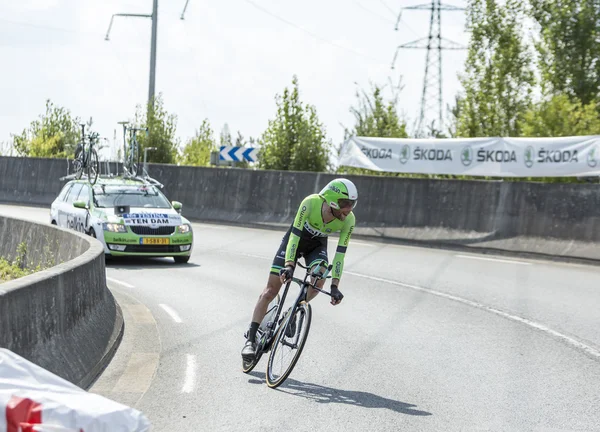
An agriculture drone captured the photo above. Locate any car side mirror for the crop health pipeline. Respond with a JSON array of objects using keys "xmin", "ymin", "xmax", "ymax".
[
  {"xmin": 172, "ymin": 201, "xmax": 182, "ymax": 211},
  {"xmin": 73, "ymin": 200, "xmax": 88, "ymax": 209}
]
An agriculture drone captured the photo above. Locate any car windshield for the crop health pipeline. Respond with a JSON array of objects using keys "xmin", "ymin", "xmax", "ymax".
[{"xmin": 92, "ymin": 185, "xmax": 171, "ymax": 209}]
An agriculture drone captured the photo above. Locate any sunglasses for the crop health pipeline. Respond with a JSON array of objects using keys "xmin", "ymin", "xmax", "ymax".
[{"xmin": 338, "ymin": 199, "xmax": 357, "ymax": 209}]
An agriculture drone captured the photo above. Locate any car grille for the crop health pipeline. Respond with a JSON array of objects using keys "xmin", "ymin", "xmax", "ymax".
[
  {"xmin": 129, "ymin": 226, "xmax": 176, "ymax": 235},
  {"xmin": 124, "ymin": 245, "xmax": 185, "ymax": 253}
]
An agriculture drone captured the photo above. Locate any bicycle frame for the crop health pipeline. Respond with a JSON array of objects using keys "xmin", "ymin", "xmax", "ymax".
[{"xmin": 257, "ymin": 260, "xmax": 333, "ymax": 352}]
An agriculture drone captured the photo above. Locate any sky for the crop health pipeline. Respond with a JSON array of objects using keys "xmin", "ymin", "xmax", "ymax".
[{"xmin": 0, "ymin": 0, "xmax": 468, "ymax": 160}]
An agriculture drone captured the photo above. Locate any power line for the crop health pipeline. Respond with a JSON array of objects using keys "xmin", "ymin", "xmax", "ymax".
[
  {"xmin": 243, "ymin": 0, "xmax": 385, "ymax": 63},
  {"xmin": 0, "ymin": 18, "xmax": 101, "ymax": 37},
  {"xmin": 353, "ymin": 1, "xmax": 396, "ymax": 25},
  {"xmin": 379, "ymin": 0, "xmax": 397, "ymax": 17}
]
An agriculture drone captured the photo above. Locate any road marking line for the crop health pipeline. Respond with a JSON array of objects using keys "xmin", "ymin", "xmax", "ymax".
[
  {"xmin": 107, "ymin": 277, "xmax": 135, "ymax": 288},
  {"xmin": 112, "ymin": 353, "xmax": 159, "ymax": 393},
  {"xmin": 195, "ymin": 224, "xmax": 227, "ymax": 230},
  {"xmin": 349, "ymin": 240, "xmax": 374, "ymax": 247},
  {"xmin": 235, "ymin": 252, "xmax": 270, "ymax": 260},
  {"xmin": 182, "ymin": 354, "xmax": 197, "ymax": 393},
  {"xmin": 456, "ymin": 254, "xmax": 531, "ymax": 266},
  {"xmin": 159, "ymin": 304, "xmax": 183, "ymax": 323},
  {"xmin": 126, "ymin": 304, "xmax": 156, "ymax": 325},
  {"xmin": 345, "ymin": 271, "xmax": 600, "ymax": 360}
]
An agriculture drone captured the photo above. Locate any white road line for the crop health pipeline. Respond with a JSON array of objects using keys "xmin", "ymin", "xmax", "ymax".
[
  {"xmin": 159, "ymin": 304, "xmax": 183, "ymax": 323},
  {"xmin": 456, "ymin": 254, "xmax": 531, "ymax": 266},
  {"xmin": 106, "ymin": 277, "xmax": 135, "ymax": 288},
  {"xmin": 236, "ymin": 252, "xmax": 270, "ymax": 260},
  {"xmin": 345, "ymin": 271, "xmax": 600, "ymax": 360},
  {"xmin": 350, "ymin": 240, "xmax": 374, "ymax": 247},
  {"xmin": 182, "ymin": 354, "xmax": 197, "ymax": 393},
  {"xmin": 195, "ymin": 224, "xmax": 227, "ymax": 230}
]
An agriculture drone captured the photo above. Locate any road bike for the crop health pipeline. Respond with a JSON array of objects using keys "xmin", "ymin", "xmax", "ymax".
[
  {"xmin": 118, "ymin": 121, "xmax": 148, "ymax": 178},
  {"xmin": 73, "ymin": 124, "xmax": 100, "ymax": 185},
  {"xmin": 242, "ymin": 259, "xmax": 335, "ymax": 388}
]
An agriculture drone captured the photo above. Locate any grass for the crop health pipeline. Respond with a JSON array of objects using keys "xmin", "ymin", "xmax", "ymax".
[
  {"xmin": 0, "ymin": 257, "xmax": 32, "ymax": 282},
  {"xmin": 0, "ymin": 241, "xmax": 57, "ymax": 283}
]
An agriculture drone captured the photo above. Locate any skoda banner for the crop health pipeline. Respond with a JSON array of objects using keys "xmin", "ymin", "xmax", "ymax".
[{"xmin": 338, "ymin": 135, "xmax": 600, "ymax": 177}]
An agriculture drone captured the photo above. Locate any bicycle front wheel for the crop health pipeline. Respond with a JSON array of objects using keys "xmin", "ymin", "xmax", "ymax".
[
  {"xmin": 266, "ymin": 301, "xmax": 312, "ymax": 388},
  {"xmin": 87, "ymin": 148, "xmax": 99, "ymax": 185}
]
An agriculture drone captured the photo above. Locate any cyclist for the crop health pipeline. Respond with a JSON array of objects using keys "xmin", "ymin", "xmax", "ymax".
[{"xmin": 241, "ymin": 178, "xmax": 358, "ymax": 360}]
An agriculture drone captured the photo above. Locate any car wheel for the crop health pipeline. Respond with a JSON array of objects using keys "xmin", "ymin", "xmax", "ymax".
[
  {"xmin": 174, "ymin": 255, "xmax": 190, "ymax": 264},
  {"xmin": 89, "ymin": 229, "xmax": 96, "ymax": 238},
  {"xmin": 51, "ymin": 220, "xmax": 57, "ymax": 225}
]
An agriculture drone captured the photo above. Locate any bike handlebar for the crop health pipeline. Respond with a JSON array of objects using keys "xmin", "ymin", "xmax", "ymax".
[{"xmin": 290, "ymin": 259, "xmax": 334, "ymax": 297}]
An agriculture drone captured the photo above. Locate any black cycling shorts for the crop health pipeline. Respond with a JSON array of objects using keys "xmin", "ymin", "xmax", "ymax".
[{"xmin": 270, "ymin": 226, "xmax": 328, "ymax": 275}]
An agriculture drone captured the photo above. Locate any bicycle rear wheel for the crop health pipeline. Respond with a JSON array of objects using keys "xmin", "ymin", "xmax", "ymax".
[
  {"xmin": 87, "ymin": 148, "xmax": 99, "ymax": 185},
  {"xmin": 242, "ymin": 295, "xmax": 280, "ymax": 374},
  {"xmin": 266, "ymin": 301, "xmax": 312, "ymax": 388},
  {"xmin": 73, "ymin": 148, "xmax": 84, "ymax": 179}
]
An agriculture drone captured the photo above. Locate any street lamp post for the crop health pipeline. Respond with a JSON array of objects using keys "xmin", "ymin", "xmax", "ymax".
[{"xmin": 105, "ymin": 0, "xmax": 159, "ymax": 108}]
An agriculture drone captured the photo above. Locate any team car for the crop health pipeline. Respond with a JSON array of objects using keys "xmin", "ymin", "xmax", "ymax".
[{"xmin": 50, "ymin": 177, "xmax": 193, "ymax": 263}]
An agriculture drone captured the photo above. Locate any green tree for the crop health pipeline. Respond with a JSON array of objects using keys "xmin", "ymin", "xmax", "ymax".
[
  {"xmin": 338, "ymin": 83, "xmax": 411, "ymax": 176},
  {"xmin": 258, "ymin": 76, "xmax": 331, "ymax": 172},
  {"xmin": 522, "ymin": 94, "xmax": 600, "ymax": 137},
  {"xmin": 345, "ymin": 84, "xmax": 408, "ymax": 139},
  {"xmin": 180, "ymin": 119, "xmax": 217, "ymax": 166},
  {"xmin": 12, "ymin": 99, "xmax": 80, "ymax": 158},
  {"xmin": 134, "ymin": 94, "xmax": 179, "ymax": 164},
  {"xmin": 530, "ymin": 0, "xmax": 600, "ymax": 105},
  {"xmin": 455, "ymin": 0, "xmax": 535, "ymax": 137}
]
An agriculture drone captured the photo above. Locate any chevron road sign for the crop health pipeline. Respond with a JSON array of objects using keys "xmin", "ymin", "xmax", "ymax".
[{"xmin": 219, "ymin": 146, "xmax": 259, "ymax": 162}]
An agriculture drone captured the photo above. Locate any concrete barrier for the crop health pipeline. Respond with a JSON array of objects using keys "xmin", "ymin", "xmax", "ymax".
[
  {"xmin": 0, "ymin": 215, "xmax": 123, "ymax": 389},
  {"xmin": 149, "ymin": 163, "xmax": 600, "ymax": 262},
  {"xmin": 1, "ymin": 155, "xmax": 600, "ymax": 262}
]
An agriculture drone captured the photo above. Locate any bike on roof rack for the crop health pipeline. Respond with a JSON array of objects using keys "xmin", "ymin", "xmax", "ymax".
[
  {"xmin": 71, "ymin": 124, "xmax": 102, "ymax": 185},
  {"xmin": 118, "ymin": 121, "xmax": 148, "ymax": 178}
]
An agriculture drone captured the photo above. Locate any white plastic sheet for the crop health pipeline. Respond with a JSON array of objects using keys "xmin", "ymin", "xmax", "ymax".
[{"xmin": 0, "ymin": 349, "xmax": 151, "ymax": 432}]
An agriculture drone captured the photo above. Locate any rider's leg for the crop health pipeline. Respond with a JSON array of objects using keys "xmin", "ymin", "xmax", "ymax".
[
  {"xmin": 245, "ymin": 228, "xmax": 291, "ymax": 348},
  {"xmin": 245, "ymin": 274, "xmax": 282, "ymax": 349},
  {"xmin": 306, "ymin": 269, "xmax": 326, "ymax": 302},
  {"xmin": 304, "ymin": 243, "xmax": 329, "ymax": 303},
  {"xmin": 251, "ymin": 273, "xmax": 283, "ymax": 326}
]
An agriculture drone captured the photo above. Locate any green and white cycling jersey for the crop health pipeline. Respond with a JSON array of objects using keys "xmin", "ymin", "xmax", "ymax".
[{"xmin": 286, "ymin": 194, "xmax": 355, "ymax": 280}]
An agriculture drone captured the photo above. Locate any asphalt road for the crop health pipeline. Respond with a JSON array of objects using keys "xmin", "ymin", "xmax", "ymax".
[{"xmin": 2, "ymin": 204, "xmax": 600, "ymax": 432}]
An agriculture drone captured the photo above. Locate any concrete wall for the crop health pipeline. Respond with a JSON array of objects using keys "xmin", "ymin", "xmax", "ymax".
[
  {"xmin": 1, "ymin": 156, "xmax": 599, "ymax": 261},
  {"xmin": 0, "ymin": 215, "xmax": 122, "ymax": 389}
]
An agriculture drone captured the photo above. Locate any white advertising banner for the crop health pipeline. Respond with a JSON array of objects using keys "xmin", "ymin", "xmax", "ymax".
[{"xmin": 338, "ymin": 135, "xmax": 600, "ymax": 177}]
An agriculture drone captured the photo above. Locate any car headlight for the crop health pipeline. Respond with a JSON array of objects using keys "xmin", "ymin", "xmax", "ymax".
[
  {"xmin": 103, "ymin": 223, "xmax": 127, "ymax": 233},
  {"xmin": 177, "ymin": 224, "xmax": 191, "ymax": 234}
]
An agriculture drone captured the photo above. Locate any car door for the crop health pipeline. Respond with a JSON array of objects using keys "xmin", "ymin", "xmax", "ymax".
[
  {"xmin": 67, "ymin": 183, "xmax": 90, "ymax": 233},
  {"xmin": 51, "ymin": 183, "xmax": 72, "ymax": 225},
  {"xmin": 60, "ymin": 182, "xmax": 83, "ymax": 229},
  {"xmin": 72, "ymin": 183, "xmax": 91, "ymax": 234}
]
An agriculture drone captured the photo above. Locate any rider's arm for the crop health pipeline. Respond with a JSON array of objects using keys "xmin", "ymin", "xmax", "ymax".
[
  {"xmin": 284, "ymin": 196, "xmax": 312, "ymax": 266},
  {"xmin": 331, "ymin": 212, "xmax": 355, "ymax": 281}
]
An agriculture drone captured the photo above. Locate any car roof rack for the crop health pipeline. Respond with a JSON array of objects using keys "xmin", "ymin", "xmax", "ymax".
[
  {"xmin": 60, "ymin": 162, "xmax": 164, "ymax": 188},
  {"xmin": 123, "ymin": 173, "xmax": 164, "ymax": 189}
]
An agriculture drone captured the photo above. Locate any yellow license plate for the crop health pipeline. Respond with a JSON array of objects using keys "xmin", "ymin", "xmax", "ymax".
[{"xmin": 141, "ymin": 238, "xmax": 170, "ymax": 245}]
